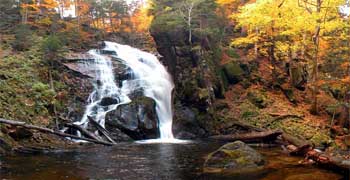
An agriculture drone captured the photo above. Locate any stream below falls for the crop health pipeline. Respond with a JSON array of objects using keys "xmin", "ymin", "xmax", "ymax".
[{"xmin": 0, "ymin": 141, "xmax": 345, "ymax": 180}]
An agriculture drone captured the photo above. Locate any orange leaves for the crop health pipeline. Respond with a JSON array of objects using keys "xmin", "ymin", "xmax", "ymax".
[
  {"xmin": 341, "ymin": 76, "xmax": 350, "ymax": 84},
  {"xmin": 340, "ymin": 62, "xmax": 350, "ymax": 70},
  {"xmin": 130, "ymin": 8, "xmax": 154, "ymax": 33}
]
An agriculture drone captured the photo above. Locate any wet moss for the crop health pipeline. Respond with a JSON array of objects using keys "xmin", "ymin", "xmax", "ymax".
[
  {"xmin": 222, "ymin": 62, "xmax": 244, "ymax": 84},
  {"xmin": 239, "ymin": 101, "xmax": 273, "ymax": 128},
  {"xmin": 271, "ymin": 119, "xmax": 332, "ymax": 147}
]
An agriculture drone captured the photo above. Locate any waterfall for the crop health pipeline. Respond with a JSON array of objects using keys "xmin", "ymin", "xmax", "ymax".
[{"xmin": 75, "ymin": 41, "xmax": 175, "ymax": 141}]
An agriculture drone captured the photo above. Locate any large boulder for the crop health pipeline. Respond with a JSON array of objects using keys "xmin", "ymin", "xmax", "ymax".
[
  {"xmin": 106, "ymin": 96, "xmax": 159, "ymax": 140},
  {"xmin": 222, "ymin": 61, "xmax": 244, "ymax": 84},
  {"xmin": 204, "ymin": 141, "xmax": 265, "ymax": 173},
  {"xmin": 172, "ymin": 105, "xmax": 206, "ymax": 139}
]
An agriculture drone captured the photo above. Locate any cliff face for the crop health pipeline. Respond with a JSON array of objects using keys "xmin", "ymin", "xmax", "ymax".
[{"xmin": 150, "ymin": 23, "xmax": 226, "ymax": 138}]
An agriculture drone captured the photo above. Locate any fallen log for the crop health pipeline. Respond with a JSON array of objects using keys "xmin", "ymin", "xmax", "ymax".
[
  {"xmin": 0, "ymin": 118, "xmax": 113, "ymax": 146},
  {"xmin": 64, "ymin": 123, "xmax": 101, "ymax": 142},
  {"xmin": 210, "ymin": 130, "xmax": 283, "ymax": 143},
  {"xmin": 87, "ymin": 116, "xmax": 116, "ymax": 144},
  {"xmin": 305, "ymin": 149, "xmax": 350, "ymax": 174},
  {"xmin": 281, "ymin": 132, "xmax": 349, "ymax": 176},
  {"xmin": 282, "ymin": 133, "xmax": 312, "ymax": 155}
]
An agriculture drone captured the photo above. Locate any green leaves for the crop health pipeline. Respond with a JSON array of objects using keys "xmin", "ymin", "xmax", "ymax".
[{"xmin": 42, "ymin": 35, "xmax": 63, "ymax": 54}]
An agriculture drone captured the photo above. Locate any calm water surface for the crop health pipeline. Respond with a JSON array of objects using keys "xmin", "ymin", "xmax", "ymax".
[{"xmin": 0, "ymin": 141, "xmax": 345, "ymax": 180}]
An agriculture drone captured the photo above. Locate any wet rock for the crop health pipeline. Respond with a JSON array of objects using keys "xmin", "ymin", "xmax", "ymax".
[
  {"xmin": 204, "ymin": 141, "xmax": 265, "ymax": 173},
  {"xmin": 173, "ymin": 106, "xmax": 206, "ymax": 139},
  {"xmin": 63, "ymin": 52, "xmax": 95, "ymax": 62},
  {"xmin": 61, "ymin": 62, "xmax": 95, "ymax": 78},
  {"xmin": 106, "ymin": 96, "xmax": 159, "ymax": 140},
  {"xmin": 100, "ymin": 97, "xmax": 119, "ymax": 106},
  {"xmin": 8, "ymin": 127, "xmax": 33, "ymax": 140},
  {"xmin": 175, "ymin": 131, "xmax": 197, "ymax": 139},
  {"xmin": 100, "ymin": 50, "xmax": 117, "ymax": 55},
  {"xmin": 104, "ymin": 124, "xmax": 133, "ymax": 142},
  {"xmin": 222, "ymin": 61, "xmax": 244, "ymax": 84}
]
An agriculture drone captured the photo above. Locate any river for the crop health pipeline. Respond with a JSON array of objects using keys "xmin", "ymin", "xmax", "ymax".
[{"xmin": 0, "ymin": 141, "xmax": 344, "ymax": 180}]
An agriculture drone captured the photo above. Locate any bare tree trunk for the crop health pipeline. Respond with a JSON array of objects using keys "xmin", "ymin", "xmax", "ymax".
[
  {"xmin": 254, "ymin": 27, "xmax": 259, "ymax": 59},
  {"xmin": 0, "ymin": 118, "xmax": 114, "ymax": 146},
  {"xmin": 22, "ymin": 0, "xmax": 29, "ymax": 24},
  {"xmin": 75, "ymin": 0, "xmax": 80, "ymax": 32},
  {"xmin": 188, "ymin": 3, "xmax": 193, "ymax": 45},
  {"xmin": 269, "ymin": 23, "xmax": 277, "ymax": 82},
  {"xmin": 109, "ymin": 15, "xmax": 114, "ymax": 33},
  {"xmin": 301, "ymin": 33, "xmax": 306, "ymax": 59},
  {"xmin": 310, "ymin": 0, "xmax": 322, "ymax": 114}
]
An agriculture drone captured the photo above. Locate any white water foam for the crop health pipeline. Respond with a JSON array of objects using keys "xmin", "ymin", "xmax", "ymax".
[{"xmin": 76, "ymin": 41, "xmax": 183, "ymax": 143}]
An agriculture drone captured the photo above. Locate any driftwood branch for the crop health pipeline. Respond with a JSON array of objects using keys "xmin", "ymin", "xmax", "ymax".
[
  {"xmin": 64, "ymin": 123, "xmax": 101, "ymax": 142},
  {"xmin": 210, "ymin": 130, "xmax": 283, "ymax": 143},
  {"xmin": 305, "ymin": 149, "xmax": 350, "ymax": 173},
  {"xmin": 87, "ymin": 116, "xmax": 116, "ymax": 144},
  {"xmin": 282, "ymin": 133, "xmax": 312, "ymax": 155},
  {"xmin": 282, "ymin": 132, "xmax": 349, "ymax": 174},
  {"xmin": 0, "ymin": 118, "xmax": 113, "ymax": 146}
]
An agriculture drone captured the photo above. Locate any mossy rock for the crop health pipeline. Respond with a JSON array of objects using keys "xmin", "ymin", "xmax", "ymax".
[
  {"xmin": 204, "ymin": 141, "xmax": 265, "ymax": 174},
  {"xmin": 247, "ymin": 90, "xmax": 269, "ymax": 108},
  {"xmin": 222, "ymin": 61, "xmax": 244, "ymax": 84}
]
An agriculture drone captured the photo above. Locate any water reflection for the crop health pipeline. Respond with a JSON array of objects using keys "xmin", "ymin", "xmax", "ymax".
[{"xmin": 0, "ymin": 142, "xmax": 344, "ymax": 180}]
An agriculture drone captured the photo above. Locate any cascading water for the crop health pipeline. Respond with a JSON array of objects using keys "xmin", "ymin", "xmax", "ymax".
[{"xmin": 75, "ymin": 41, "xmax": 177, "ymax": 141}]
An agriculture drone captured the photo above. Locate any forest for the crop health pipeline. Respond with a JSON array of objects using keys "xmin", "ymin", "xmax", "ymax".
[{"xmin": 0, "ymin": 0, "xmax": 349, "ymax": 179}]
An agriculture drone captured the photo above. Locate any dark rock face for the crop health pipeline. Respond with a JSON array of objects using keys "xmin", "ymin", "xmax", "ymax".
[
  {"xmin": 57, "ymin": 58, "xmax": 94, "ymax": 124},
  {"xmin": 204, "ymin": 141, "xmax": 265, "ymax": 173},
  {"xmin": 104, "ymin": 125, "xmax": 133, "ymax": 142},
  {"xmin": 150, "ymin": 21, "xmax": 225, "ymax": 137},
  {"xmin": 8, "ymin": 127, "xmax": 33, "ymax": 141},
  {"xmin": 99, "ymin": 97, "xmax": 119, "ymax": 106},
  {"xmin": 173, "ymin": 106, "xmax": 206, "ymax": 139},
  {"xmin": 106, "ymin": 96, "xmax": 159, "ymax": 140}
]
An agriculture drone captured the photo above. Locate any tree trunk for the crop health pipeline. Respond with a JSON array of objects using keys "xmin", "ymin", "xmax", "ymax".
[
  {"xmin": 210, "ymin": 130, "xmax": 282, "ymax": 143},
  {"xmin": 310, "ymin": 0, "xmax": 322, "ymax": 114},
  {"xmin": 75, "ymin": 0, "xmax": 80, "ymax": 32},
  {"xmin": 254, "ymin": 27, "xmax": 259, "ymax": 59},
  {"xmin": 0, "ymin": 118, "xmax": 114, "ymax": 146},
  {"xmin": 87, "ymin": 116, "xmax": 116, "ymax": 144},
  {"xmin": 188, "ymin": 6, "xmax": 192, "ymax": 45}
]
